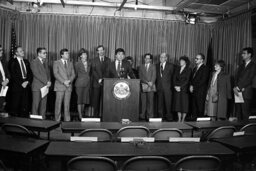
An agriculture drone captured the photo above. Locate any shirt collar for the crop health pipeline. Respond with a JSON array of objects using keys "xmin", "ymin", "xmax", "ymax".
[
  {"xmin": 245, "ymin": 60, "xmax": 251, "ymax": 67},
  {"xmin": 61, "ymin": 58, "xmax": 67, "ymax": 64},
  {"xmin": 197, "ymin": 63, "xmax": 203, "ymax": 69}
]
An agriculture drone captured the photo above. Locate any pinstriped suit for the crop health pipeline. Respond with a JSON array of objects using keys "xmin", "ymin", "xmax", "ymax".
[
  {"xmin": 53, "ymin": 59, "xmax": 75, "ymax": 121},
  {"xmin": 139, "ymin": 63, "xmax": 156, "ymax": 119},
  {"xmin": 31, "ymin": 57, "xmax": 51, "ymax": 118}
]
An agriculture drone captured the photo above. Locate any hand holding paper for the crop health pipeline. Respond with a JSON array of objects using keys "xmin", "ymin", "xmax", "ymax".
[{"xmin": 40, "ymin": 85, "xmax": 49, "ymax": 98}]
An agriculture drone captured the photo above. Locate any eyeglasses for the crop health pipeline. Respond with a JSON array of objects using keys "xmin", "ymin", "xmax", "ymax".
[
  {"xmin": 195, "ymin": 58, "xmax": 201, "ymax": 60},
  {"xmin": 42, "ymin": 52, "xmax": 47, "ymax": 54}
]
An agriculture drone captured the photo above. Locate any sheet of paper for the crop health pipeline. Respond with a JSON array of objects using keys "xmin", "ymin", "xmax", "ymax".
[
  {"xmin": 40, "ymin": 85, "xmax": 49, "ymax": 98},
  {"xmin": 0, "ymin": 86, "xmax": 8, "ymax": 97},
  {"xmin": 234, "ymin": 92, "xmax": 244, "ymax": 103}
]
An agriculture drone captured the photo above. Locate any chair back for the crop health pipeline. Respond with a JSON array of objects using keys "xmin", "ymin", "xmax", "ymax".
[
  {"xmin": 1, "ymin": 123, "xmax": 37, "ymax": 138},
  {"xmin": 67, "ymin": 156, "xmax": 117, "ymax": 171},
  {"xmin": 122, "ymin": 156, "xmax": 171, "ymax": 171},
  {"xmin": 116, "ymin": 126, "xmax": 150, "ymax": 138},
  {"xmin": 206, "ymin": 126, "xmax": 236, "ymax": 141},
  {"xmin": 240, "ymin": 123, "xmax": 256, "ymax": 135},
  {"xmin": 0, "ymin": 160, "xmax": 7, "ymax": 171},
  {"xmin": 151, "ymin": 128, "xmax": 183, "ymax": 141},
  {"xmin": 78, "ymin": 129, "xmax": 113, "ymax": 142},
  {"xmin": 174, "ymin": 155, "xmax": 221, "ymax": 171}
]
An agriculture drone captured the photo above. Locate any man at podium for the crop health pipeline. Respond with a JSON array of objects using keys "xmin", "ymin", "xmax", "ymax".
[{"xmin": 108, "ymin": 48, "xmax": 135, "ymax": 79}]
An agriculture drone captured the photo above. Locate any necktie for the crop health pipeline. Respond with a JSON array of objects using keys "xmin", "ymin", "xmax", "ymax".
[
  {"xmin": 0, "ymin": 61, "xmax": 6, "ymax": 81},
  {"xmin": 64, "ymin": 60, "xmax": 67, "ymax": 69},
  {"xmin": 21, "ymin": 59, "xmax": 27, "ymax": 78},
  {"xmin": 42, "ymin": 59, "xmax": 46, "ymax": 69},
  {"xmin": 146, "ymin": 64, "xmax": 149, "ymax": 72},
  {"xmin": 193, "ymin": 66, "xmax": 198, "ymax": 78},
  {"xmin": 160, "ymin": 64, "xmax": 163, "ymax": 77},
  {"xmin": 100, "ymin": 57, "xmax": 103, "ymax": 62},
  {"xmin": 117, "ymin": 61, "xmax": 121, "ymax": 73}
]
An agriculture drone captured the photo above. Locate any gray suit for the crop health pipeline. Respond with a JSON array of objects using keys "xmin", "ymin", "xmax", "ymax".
[
  {"xmin": 31, "ymin": 57, "xmax": 50, "ymax": 118},
  {"xmin": 53, "ymin": 59, "xmax": 75, "ymax": 121},
  {"xmin": 139, "ymin": 63, "xmax": 156, "ymax": 119}
]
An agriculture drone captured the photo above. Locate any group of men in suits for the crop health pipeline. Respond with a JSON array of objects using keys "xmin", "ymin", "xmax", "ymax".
[{"xmin": 0, "ymin": 44, "xmax": 255, "ymax": 121}]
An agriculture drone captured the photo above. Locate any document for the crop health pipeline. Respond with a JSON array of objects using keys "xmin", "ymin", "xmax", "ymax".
[
  {"xmin": 0, "ymin": 86, "xmax": 8, "ymax": 97},
  {"xmin": 234, "ymin": 92, "xmax": 244, "ymax": 103},
  {"xmin": 40, "ymin": 85, "xmax": 49, "ymax": 98}
]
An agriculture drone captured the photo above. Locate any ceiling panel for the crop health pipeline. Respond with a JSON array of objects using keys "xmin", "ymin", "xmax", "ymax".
[{"xmin": 196, "ymin": 0, "xmax": 229, "ymax": 5}]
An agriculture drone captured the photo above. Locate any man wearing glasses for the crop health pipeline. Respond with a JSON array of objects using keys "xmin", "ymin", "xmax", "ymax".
[
  {"xmin": 189, "ymin": 53, "xmax": 209, "ymax": 120},
  {"xmin": 31, "ymin": 47, "xmax": 51, "ymax": 119}
]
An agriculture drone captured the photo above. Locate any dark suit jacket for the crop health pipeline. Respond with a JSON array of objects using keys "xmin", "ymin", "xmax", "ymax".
[
  {"xmin": 0, "ymin": 59, "xmax": 10, "ymax": 90},
  {"xmin": 75, "ymin": 60, "xmax": 91, "ymax": 88},
  {"xmin": 9, "ymin": 58, "xmax": 33, "ymax": 92},
  {"xmin": 108, "ymin": 60, "xmax": 135, "ymax": 79},
  {"xmin": 173, "ymin": 66, "xmax": 191, "ymax": 93},
  {"xmin": 235, "ymin": 61, "xmax": 256, "ymax": 99},
  {"xmin": 190, "ymin": 64, "xmax": 209, "ymax": 93},
  {"xmin": 156, "ymin": 62, "xmax": 174, "ymax": 91},
  {"xmin": 31, "ymin": 57, "xmax": 51, "ymax": 91},
  {"xmin": 91, "ymin": 56, "xmax": 111, "ymax": 88}
]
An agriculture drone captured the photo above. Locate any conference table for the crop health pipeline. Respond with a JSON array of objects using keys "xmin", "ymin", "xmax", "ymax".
[
  {"xmin": 61, "ymin": 121, "xmax": 193, "ymax": 136},
  {"xmin": 45, "ymin": 141, "xmax": 235, "ymax": 170},
  {"xmin": 213, "ymin": 135, "xmax": 256, "ymax": 153},
  {"xmin": 0, "ymin": 134, "xmax": 49, "ymax": 171},
  {"xmin": 213, "ymin": 135, "xmax": 256, "ymax": 168},
  {"xmin": 186, "ymin": 120, "xmax": 256, "ymax": 136},
  {"xmin": 0, "ymin": 116, "xmax": 60, "ymax": 139}
]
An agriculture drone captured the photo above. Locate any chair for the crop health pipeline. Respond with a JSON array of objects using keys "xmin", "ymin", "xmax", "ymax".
[
  {"xmin": 78, "ymin": 129, "xmax": 113, "ymax": 142},
  {"xmin": 174, "ymin": 155, "xmax": 221, "ymax": 171},
  {"xmin": 151, "ymin": 128, "xmax": 183, "ymax": 141},
  {"xmin": 240, "ymin": 123, "xmax": 256, "ymax": 135},
  {"xmin": 1, "ymin": 123, "xmax": 37, "ymax": 138},
  {"xmin": 0, "ymin": 160, "xmax": 7, "ymax": 171},
  {"xmin": 67, "ymin": 156, "xmax": 117, "ymax": 171},
  {"xmin": 205, "ymin": 126, "xmax": 236, "ymax": 141},
  {"xmin": 116, "ymin": 126, "xmax": 150, "ymax": 138},
  {"xmin": 122, "ymin": 156, "xmax": 171, "ymax": 171}
]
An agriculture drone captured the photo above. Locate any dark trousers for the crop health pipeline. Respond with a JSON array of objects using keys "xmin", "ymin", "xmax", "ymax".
[
  {"xmin": 0, "ymin": 97, "xmax": 5, "ymax": 112},
  {"xmin": 9, "ymin": 89, "xmax": 30, "ymax": 117},
  {"xmin": 235, "ymin": 98, "xmax": 251, "ymax": 120},
  {"xmin": 157, "ymin": 89, "xmax": 173, "ymax": 120},
  {"xmin": 91, "ymin": 86, "xmax": 103, "ymax": 117},
  {"xmin": 191, "ymin": 91, "xmax": 207, "ymax": 119}
]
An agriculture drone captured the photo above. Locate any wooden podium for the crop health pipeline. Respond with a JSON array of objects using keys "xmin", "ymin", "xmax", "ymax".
[{"xmin": 102, "ymin": 78, "xmax": 140, "ymax": 122}]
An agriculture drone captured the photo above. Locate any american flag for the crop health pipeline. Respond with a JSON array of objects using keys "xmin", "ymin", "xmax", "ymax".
[{"xmin": 10, "ymin": 22, "xmax": 16, "ymax": 59}]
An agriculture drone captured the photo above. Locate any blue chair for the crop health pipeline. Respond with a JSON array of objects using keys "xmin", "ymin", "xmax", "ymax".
[
  {"xmin": 67, "ymin": 156, "xmax": 117, "ymax": 171},
  {"xmin": 174, "ymin": 155, "xmax": 221, "ymax": 171},
  {"xmin": 79, "ymin": 128, "xmax": 113, "ymax": 142},
  {"xmin": 205, "ymin": 126, "xmax": 236, "ymax": 141},
  {"xmin": 1, "ymin": 123, "xmax": 37, "ymax": 138},
  {"xmin": 240, "ymin": 123, "xmax": 256, "ymax": 135},
  {"xmin": 116, "ymin": 126, "xmax": 150, "ymax": 138},
  {"xmin": 151, "ymin": 128, "xmax": 183, "ymax": 141},
  {"xmin": 122, "ymin": 156, "xmax": 171, "ymax": 171}
]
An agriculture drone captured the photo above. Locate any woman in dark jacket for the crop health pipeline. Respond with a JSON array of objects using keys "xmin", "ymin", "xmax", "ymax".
[
  {"xmin": 173, "ymin": 56, "xmax": 192, "ymax": 122},
  {"xmin": 75, "ymin": 48, "xmax": 91, "ymax": 120}
]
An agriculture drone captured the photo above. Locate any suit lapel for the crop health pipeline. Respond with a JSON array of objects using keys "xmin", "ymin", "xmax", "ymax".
[{"xmin": 37, "ymin": 58, "xmax": 45, "ymax": 73}]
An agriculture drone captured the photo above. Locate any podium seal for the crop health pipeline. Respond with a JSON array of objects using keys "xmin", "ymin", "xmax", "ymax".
[{"xmin": 113, "ymin": 80, "xmax": 131, "ymax": 100}]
